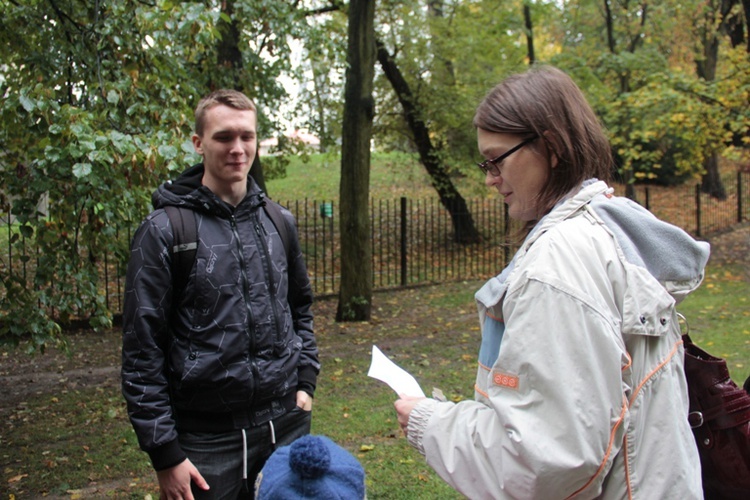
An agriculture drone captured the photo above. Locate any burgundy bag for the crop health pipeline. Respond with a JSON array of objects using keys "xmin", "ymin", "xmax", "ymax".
[{"xmin": 682, "ymin": 333, "xmax": 750, "ymax": 499}]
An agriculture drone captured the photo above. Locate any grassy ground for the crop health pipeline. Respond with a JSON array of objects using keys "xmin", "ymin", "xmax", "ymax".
[
  {"xmin": 1, "ymin": 153, "xmax": 748, "ymax": 497},
  {"xmin": 0, "ymin": 281, "xmax": 482, "ymax": 499},
  {"xmin": 264, "ymin": 151, "xmax": 489, "ymax": 203},
  {"xmin": 1, "ymin": 256, "xmax": 748, "ymax": 498},
  {"xmin": 678, "ymin": 218, "xmax": 750, "ymax": 378}
]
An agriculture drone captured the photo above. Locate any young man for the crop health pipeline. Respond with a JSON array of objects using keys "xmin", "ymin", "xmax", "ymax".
[{"xmin": 122, "ymin": 89, "xmax": 319, "ymax": 499}]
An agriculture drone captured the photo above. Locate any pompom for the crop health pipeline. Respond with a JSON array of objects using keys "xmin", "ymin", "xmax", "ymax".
[{"xmin": 288, "ymin": 435, "xmax": 331, "ymax": 479}]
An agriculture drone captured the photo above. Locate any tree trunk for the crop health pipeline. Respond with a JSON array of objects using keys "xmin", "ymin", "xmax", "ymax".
[
  {"xmin": 336, "ymin": 0, "xmax": 375, "ymax": 322},
  {"xmin": 375, "ymin": 39, "xmax": 480, "ymax": 244},
  {"xmin": 214, "ymin": 0, "xmax": 268, "ymax": 192},
  {"xmin": 427, "ymin": 1, "xmax": 456, "ymax": 84},
  {"xmin": 523, "ymin": 3, "xmax": 535, "ymax": 65},
  {"xmin": 603, "ymin": 0, "xmax": 616, "ymax": 53},
  {"xmin": 697, "ymin": 33, "xmax": 725, "ymax": 198},
  {"xmin": 701, "ymin": 151, "xmax": 728, "ymax": 199},
  {"xmin": 696, "ymin": 0, "xmax": 735, "ymax": 199},
  {"xmin": 602, "ymin": 0, "xmax": 649, "ymax": 199},
  {"xmin": 624, "ymin": 169, "xmax": 636, "ymax": 200},
  {"xmin": 728, "ymin": 0, "xmax": 750, "ymax": 148},
  {"xmin": 309, "ymin": 60, "xmax": 330, "ymax": 153},
  {"xmin": 216, "ymin": 1, "xmax": 242, "ymax": 83}
]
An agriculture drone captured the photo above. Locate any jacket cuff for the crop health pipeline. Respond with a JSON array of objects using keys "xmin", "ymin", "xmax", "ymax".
[
  {"xmin": 297, "ymin": 365, "xmax": 317, "ymax": 397},
  {"xmin": 407, "ymin": 398, "xmax": 440, "ymax": 455},
  {"xmin": 148, "ymin": 439, "xmax": 187, "ymax": 472}
]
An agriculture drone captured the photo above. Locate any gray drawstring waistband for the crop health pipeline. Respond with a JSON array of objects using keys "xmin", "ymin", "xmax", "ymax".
[
  {"xmin": 269, "ymin": 419, "xmax": 276, "ymax": 448},
  {"xmin": 241, "ymin": 419, "xmax": 277, "ymax": 483},
  {"xmin": 241, "ymin": 428, "xmax": 248, "ymax": 481}
]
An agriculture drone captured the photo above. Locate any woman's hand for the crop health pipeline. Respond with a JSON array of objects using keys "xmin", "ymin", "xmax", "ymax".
[{"xmin": 394, "ymin": 394, "xmax": 426, "ymax": 436}]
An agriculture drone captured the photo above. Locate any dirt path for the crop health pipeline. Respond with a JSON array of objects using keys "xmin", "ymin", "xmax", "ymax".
[
  {"xmin": 1, "ymin": 224, "xmax": 748, "ymax": 413},
  {"xmin": 703, "ymin": 222, "xmax": 750, "ymax": 270},
  {"xmin": 1, "ymin": 224, "xmax": 748, "ymax": 497},
  {"xmin": 0, "ymin": 326, "xmax": 122, "ymax": 416}
]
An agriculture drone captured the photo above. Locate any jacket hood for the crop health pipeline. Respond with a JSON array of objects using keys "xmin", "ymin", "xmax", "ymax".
[
  {"xmin": 562, "ymin": 180, "xmax": 710, "ymax": 301},
  {"xmin": 151, "ymin": 163, "xmax": 263, "ymax": 212},
  {"xmin": 589, "ymin": 186, "xmax": 710, "ymax": 283},
  {"xmin": 477, "ymin": 180, "xmax": 710, "ymax": 308}
]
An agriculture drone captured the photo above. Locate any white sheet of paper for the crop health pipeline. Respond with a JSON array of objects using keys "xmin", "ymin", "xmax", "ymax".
[{"xmin": 367, "ymin": 345, "xmax": 425, "ymax": 397}]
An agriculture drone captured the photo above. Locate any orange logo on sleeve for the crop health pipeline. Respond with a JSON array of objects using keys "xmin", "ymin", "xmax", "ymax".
[{"xmin": 493, "ymin": 371, "xmax": 519, "ymax": 390}]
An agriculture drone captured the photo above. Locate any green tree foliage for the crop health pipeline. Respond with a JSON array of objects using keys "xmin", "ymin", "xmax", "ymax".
[
  {"xmin": 267, "ymin": 0, "xmax": 742, "ymax": 205},
  {"xmin": 547, "ymin": 0, "xmax": 749, "ymax": 190},
  {"xmin": 371, "ymin": 0, "xmax": 531, "ymax": 176},
  {"xmin": 2, "ymin": 0, "xmax": 748, "ymax": 348},
  {"xmin": 604, "ymin": 71, "xmax": 733, "ymax": 185},
  {"xmin": 289, "ymin": 6, "xmax": 349, "ymax": 153},
  {"xmin": 0, "ymin": 0, "xmax": 312, "ymax": 349},
  {"xmin": 0, "ymin": 1, "xmax": 217, "ymax": 349}
]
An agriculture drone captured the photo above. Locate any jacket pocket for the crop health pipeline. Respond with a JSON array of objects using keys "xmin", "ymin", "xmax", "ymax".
[
  {"xmin": 169, "ymin": 336, "xmax": 251, "ymax": 410},
  {"xmin": 254, "ymin": 334, "xmax": 302, "ymax": 399}
]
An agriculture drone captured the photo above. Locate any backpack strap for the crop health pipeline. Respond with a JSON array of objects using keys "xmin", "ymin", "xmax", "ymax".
[
  {"xmin": 164, "ymin": 200, "xmax": 292, "ymax": 296},
  {"xmin": 164, "ymin": 205, "xmax": 198, "ymax": 295},
  {"xmin": 262, "ymin": 199, "xmax": 292, "ymax": 263}
]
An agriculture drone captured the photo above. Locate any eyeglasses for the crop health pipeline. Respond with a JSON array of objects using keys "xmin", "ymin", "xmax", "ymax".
[{"xmin": 476, "ymin": 136, "xmax": 537, "ymax": 176}]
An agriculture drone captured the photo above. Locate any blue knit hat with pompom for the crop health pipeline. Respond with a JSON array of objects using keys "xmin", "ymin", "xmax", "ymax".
[{"xmin": 255, "ymin": 435, "xmax": 366, "ymax": 499}]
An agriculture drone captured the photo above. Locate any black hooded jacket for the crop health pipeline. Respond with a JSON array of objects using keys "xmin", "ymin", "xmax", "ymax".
[{"xmin": 121, "ymin": 163, "xmax": 319, "ymax": 470}]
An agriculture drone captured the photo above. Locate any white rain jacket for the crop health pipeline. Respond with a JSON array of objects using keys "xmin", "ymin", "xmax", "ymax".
[{"xmin": 407, "ymin": 180, "xmax": 709, "ymax": 499}]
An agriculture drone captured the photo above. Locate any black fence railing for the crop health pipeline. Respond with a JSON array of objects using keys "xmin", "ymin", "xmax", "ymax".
[
  {"xmin": 635, "ymin": 171, "xmax": 749, "ymax": 237},
  {"xmin": 279, "ymin": 197, "xmax": 511, "ymax": 298},
  {"xmin": 1, "ymin": 172, "xmax": 748, "ymax": 322}
]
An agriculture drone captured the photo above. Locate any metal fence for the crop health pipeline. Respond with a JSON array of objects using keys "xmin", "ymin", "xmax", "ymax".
[
  {"xmin": 635, "ymin": 171, "xmax": 749, "ymax": 237},
  {"xmin": 2, "ymin": 171, "xmax": 748, "ymax": 321},
  {"xmin": 279, "ymin": 197, "xmax": 512, "ymax": 298}
]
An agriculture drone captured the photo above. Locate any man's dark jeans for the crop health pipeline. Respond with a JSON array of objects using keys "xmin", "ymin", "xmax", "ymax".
[{"xmin": 178, "ymin": 406, "xmax": 312, "ymax": 499}]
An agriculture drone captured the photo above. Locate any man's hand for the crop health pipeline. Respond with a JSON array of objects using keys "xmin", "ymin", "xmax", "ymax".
[
  {"xmin": 296, "ymin": 390, "xmax": 313, "ymax": 411},
  {"xmin": 156, "ymin": 458, "xmax": 209, "ymax": 500}
]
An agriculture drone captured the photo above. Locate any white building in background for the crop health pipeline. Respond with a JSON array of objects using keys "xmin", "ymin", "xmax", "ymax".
[{"xmin": 259, "ymin": 129, "xmax": 320, "ymax": 156}]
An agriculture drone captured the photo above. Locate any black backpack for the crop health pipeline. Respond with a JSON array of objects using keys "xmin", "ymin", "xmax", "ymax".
[{"xmin": 164, "ymin": 200, "xmax": 292, "ymax": 294}]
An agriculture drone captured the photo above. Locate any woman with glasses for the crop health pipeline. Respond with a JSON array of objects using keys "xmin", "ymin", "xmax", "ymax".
[{"xmin": 395, "ymin": 66, "xmax": 707, "ymax": 499}]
